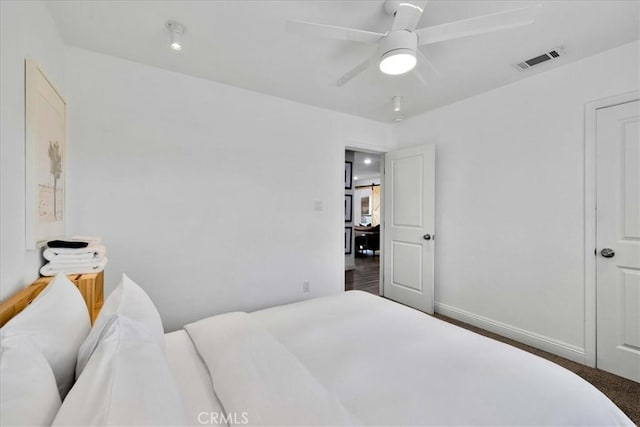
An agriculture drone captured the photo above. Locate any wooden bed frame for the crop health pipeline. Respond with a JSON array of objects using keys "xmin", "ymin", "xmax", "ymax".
[{"xmin": 0, "ymin": 272, "xmax": 104, "ymax": 327}]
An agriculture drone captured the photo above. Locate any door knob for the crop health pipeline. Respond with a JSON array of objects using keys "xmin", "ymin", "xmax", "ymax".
[
  {"xmin": 600, "ymin": 248, "xmax": 615, "ymax": 258},
  {"xmin": 423, "ymin": 234, "xmax": 432, "ymax": 240}
]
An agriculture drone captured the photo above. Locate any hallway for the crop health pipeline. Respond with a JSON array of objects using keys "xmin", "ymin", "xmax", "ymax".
[{"xmin": 345, "ymin": 255, "xmax": 379, "ymax": 295}]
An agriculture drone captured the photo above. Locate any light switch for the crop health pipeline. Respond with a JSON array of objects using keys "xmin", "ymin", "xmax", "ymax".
[{"xmin": 313, "ymin": 200, "xmax": 323, "ymax": 212}]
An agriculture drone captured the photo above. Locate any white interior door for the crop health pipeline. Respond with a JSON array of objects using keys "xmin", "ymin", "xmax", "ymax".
[
  {"xmin": 383, "ymin": 144, "xmax": 435, "ymax": 313},
  {"xmin": 596, "ymin": 99, "xmax": 640, "ymax": 382}
]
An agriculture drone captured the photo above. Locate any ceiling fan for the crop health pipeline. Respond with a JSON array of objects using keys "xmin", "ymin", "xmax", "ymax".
[{"xmin": 286, "ymin": 1, "xmax": 541, "ymax": 86}]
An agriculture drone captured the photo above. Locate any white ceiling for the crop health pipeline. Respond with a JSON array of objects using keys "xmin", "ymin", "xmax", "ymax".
[
  {"xmin": 352, "ymin": 151, "xmax": 382, "ymax": 183},
  {"xmin": 46, "ymin": 1, "xmax": 639, "ymax": 122}
]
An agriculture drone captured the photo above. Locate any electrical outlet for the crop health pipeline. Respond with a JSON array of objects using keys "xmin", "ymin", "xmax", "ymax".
[{"xmin": 302, "ymin": 281, "xmax": 310, "ymax": 293}]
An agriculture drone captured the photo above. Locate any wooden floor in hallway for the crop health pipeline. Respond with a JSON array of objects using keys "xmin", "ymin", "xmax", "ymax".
[{"xmin": 345, "ymin": 254, "xmax": 379, "ymax": 295}]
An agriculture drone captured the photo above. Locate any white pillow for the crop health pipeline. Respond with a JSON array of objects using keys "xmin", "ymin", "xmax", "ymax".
[
  {"xmin": 0, "ymin": 273, "xmax": 91, "ymax": 398},
  {"xmin": 76, "ymin": 274, "xmax": 164, "ymax": 377},
  {"xmin": 0, "ymin": 335, "xmax": 62, "ymax": 426},
  {"xmin": 54, "ymin": 315, "xmax": 185, "ymax": 426}
]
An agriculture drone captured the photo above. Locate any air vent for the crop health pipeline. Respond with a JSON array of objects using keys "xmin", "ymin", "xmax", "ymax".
[{"xmin": 514, "ymin": 47, "xmax": 565, "ymax": 71}]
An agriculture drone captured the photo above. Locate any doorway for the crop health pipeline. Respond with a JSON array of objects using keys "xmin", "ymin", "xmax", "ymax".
[
  {"xmin": 344, "ymin": 144, "xmax": 436, "ymax": 314},
  {"xmin": 345, "ymin": 150, "xmax": 382, "ymax": 295}
]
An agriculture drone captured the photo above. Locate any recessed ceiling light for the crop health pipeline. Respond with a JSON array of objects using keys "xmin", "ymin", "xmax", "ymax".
[
  {"xmin": 166, "ymin": 21, "xmax": 185, "ymax": 51},
  {"xmin": 354, "ymin": 176, "xmax": 359, "ymax": 180},
  {"xmin": 364, "ymin": 158, "xmax": 372, "ymax": 165}
]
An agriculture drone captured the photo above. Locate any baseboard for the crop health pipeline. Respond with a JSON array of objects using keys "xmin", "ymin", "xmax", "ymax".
[{"xmin": 435, "ymin": 302, "xmax": 586, "ymax": 364}]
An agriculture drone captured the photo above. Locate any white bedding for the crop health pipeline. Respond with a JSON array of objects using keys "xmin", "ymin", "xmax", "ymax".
[
  {"xmin": 185, "ymin": 312, "xmax": 359, "ymax": 426},
  {"xmin": 176, "ymin": 291, "xmax": 632, "ymax": 426},
  {"xmin": 164, "ymin": 330, "xmax": 227, "ymax": 426}
]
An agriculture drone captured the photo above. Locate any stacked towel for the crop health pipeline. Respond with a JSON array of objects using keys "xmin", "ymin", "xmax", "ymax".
[{"xmin": 40, "ymin": 236, "xmax": 108, "ymax": 276}]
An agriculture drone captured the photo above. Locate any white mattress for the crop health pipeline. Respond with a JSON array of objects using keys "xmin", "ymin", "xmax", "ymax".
[{"xmin": 164, "ymin": 330, "xmax": 227, "ymax": 426}]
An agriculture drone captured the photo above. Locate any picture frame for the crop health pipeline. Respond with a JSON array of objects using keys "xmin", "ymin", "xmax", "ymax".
[
  {"xmin": 361, "ymin": 195, "xmax": 370, "ymax": 215},
  {"xmin": 345, "ymin": 194, "xmax": 353, "ymax": 222},
  {"xmin": 25, "ymin": 59, "xmax": 68, "ymax": 249},
  {"xmin": 345, "ymin": 161, "xmax": 352, "ymax": 189},
  {"xmin": 345, "ymin": 226, "xmax": 352, "ymax": 254}
]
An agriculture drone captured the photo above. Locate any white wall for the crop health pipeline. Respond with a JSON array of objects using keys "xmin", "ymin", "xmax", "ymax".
[
  {"xmin": 0, "ymin": 1, "xmax": 66, "ymax": 300},
  {"xmin": 64, "ymin": 47, "xmax": 392, "ymax": 331},
  {"xmin": 393, "ymin": 41, "xmax": 640, "ymax": 361}
]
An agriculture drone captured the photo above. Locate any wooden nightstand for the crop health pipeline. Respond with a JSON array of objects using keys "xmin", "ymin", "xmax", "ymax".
[
  {"xmin": 30, "ymin": 271, "xmax": 104, "ymax": 324},
  {"xmin": 0, "ymin": 271, "xmax": 105, "ymax": 327}
]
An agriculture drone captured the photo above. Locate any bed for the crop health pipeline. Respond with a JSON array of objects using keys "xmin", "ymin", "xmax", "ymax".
[{"xmin": 0, "ymin": 273, "xmax": 634, "ymax": 426}]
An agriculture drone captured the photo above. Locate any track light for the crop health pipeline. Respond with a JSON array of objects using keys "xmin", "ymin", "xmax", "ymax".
[
  {"xmin": 166, "ymin": 21, "xmax": 185, "ymax": 51},
  {"xmin": 393, "ymin": 96, "xmax": 402, "ymax": 112},
  {"xmin": 392, "ymin": 96, "xmax": 405, "ymax": 121}
]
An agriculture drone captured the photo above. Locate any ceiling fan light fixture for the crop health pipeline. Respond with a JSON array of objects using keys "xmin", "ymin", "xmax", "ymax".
[
  {"xmin": 379, "ymin": 50, "xmax": 416, "ymax": 75},
  {"xmin": 378, "ymin": 30, "xmax": 418, "ymax": 75}
]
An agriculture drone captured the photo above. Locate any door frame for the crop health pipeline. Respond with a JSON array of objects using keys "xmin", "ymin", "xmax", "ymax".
[
  {"xmin": 583, "ymin": 89, "xmax": 639, "ymax": 368},
  {"xmin": 344, "ymin": 145, "xmax": 387, "ymax": 296}
]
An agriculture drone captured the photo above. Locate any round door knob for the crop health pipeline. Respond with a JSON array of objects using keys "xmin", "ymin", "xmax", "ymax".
[
  {"xmin": 600, "ymin": 248, "xmax": 615, "ymax": 258},
  {"xmin": 423, "ymin": 234, "xmax": 431, "ymax": 240}
]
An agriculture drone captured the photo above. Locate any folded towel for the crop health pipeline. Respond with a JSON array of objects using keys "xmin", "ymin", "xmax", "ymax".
[
  {"xmin": 43, "ymin": 253, "xmax": 106, "ymax": 264},
  {"xmin": 46, "ymin": 240, "xmax": 89, "ymax": 249},
  {"xmin": 39, "ymin": 258, "xmax": 108, "ymax": 277},
  {"xmin": 43, "ymin": 244, "xmax": 106, "ymax": 261},
  {"xmin": 70, "ymin": 235, "xmax": 102, "ymax": 245},
  {"xmin": 46, "ymin": 236, "xmax": 102, "ymax": 249}
]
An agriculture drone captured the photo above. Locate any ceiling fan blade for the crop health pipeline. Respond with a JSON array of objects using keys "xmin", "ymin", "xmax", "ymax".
[
  {"xmin": 286, "ymin": 20, "xmax": 385, "ymax": 44},
  {"xmin": 391, "ymin": 1, "xmax": 428, "ymax": 31},
  {"xmin": 413, "ymin": 50, "xmax": 438, "ymax": 87},
  {"xmin": 416, "ymin": 4, "xmax": 541, "ymax": 46},
  {"xmin": 336, "ymin": 55, "xmax": 375, "ymax": 87}
]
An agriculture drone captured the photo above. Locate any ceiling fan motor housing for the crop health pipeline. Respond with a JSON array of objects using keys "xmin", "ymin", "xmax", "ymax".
[
  {"xmin": 384, "ymin": 0, "xmax": 428, "ymax": 16},
  {"xmin": 379, "ymin": 29, "xmax": 418, "ymax": 60}
]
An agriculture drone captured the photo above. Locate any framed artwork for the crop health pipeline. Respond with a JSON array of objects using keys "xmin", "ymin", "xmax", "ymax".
[
  {"xmin": 361, "ymin": 196, "xmax": 371, "ymax": 215},
  {"xmin": 25, "ymin": 59, "xmax": 68, "ymax": 249},
  {"xmin": 345, "ymin": 194, "xmax": 353, "ymax": 222},
  {"xmin": 345, "ymin": 227, "xmax": 352, "ymax": 254},
  {"xmin": 345, "ymin": 161, "xmax": 352, "ymax": 189}
]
